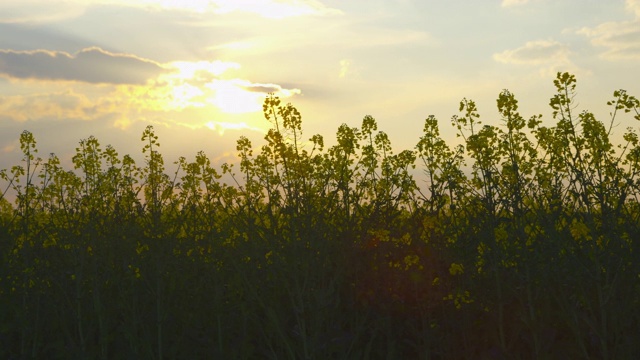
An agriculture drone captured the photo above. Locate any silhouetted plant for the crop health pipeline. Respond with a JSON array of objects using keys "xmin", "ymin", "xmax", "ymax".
[{"xmin": 1, "ymin": 72, "xmax": 640, "ymax": 359}]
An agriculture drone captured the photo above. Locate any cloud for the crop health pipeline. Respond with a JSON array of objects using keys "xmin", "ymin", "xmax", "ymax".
[
  {"xmin": 1, "ymin": 140, "xmax": 17, "ymax": 154},
  {"xmin": 167, "ymin": 60, "xmax": 241, "ymax": 86},
  {"xmin": 493, "ymin": 39, "xmax": 581, "ymax": 77},
  {"xmin": 155, "ymin": 61, "xmax": 301, "ymax": 114},
  {"xmin": 628, "ymin": 0, "xmax": 640, "ymax": 17},
  {"xmin": 205, "ymin": 121, "xmax": 264, "ymax": 136},
  {"xmin": 493, "ymin": 39, "xmax": 571, "ymax": 65},
  {"xmin": 0, "ymin": 89, "xmax": 105, "ymax": 122},
  {"xmin": 493, "ymin": 39, "xmax": 572, "ymax": 68},
  {"xmin": 0, "ymin": 50, "xmax": 301, "ymax": 130},
  {"xmin": 577, "ymin": 1, "xmax": 640, "ymax": 60},
  {"xmin": 240, "ymin": 82, "xmax": 300, "ymax": 95},
  {"xmin": 0, "ymin": 23, "xmax": 91, "ymax": 53},
  {"xmin": 204, "ymin": 79, "xmax": 301, "ymax": 113},
  {"xmin": 0, "ymin": 47, "xmax": 166, "ymax": 84}
]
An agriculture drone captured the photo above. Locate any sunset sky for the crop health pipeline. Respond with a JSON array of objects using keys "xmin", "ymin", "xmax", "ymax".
[{"xmin": 1, "ymin": 0, "xmax": 639, "ymax": 177}]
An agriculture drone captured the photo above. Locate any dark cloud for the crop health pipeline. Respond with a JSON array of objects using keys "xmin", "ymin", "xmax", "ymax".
[
  {"xmin": 241, "ymin": 83, "xmax": 282, "ymax": 93},
  {"xmin": 56, "ymin": 4, "xmax": 253, "ymax": 62},
  {"xmin": 0, "ymin": 47, "xmax": 166, "ymax": 84},
  {"xmin": 0, "ymin": 23, "xmax": 93, "ymax": 53}
]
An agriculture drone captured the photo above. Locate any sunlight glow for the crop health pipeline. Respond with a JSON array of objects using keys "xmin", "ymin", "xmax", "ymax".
[
  {"xmin": 206, "ymin": 80, "xmax": 265, "ymax": 114},
  {"xmin": 110, "ymin": 0, "xmax": 342, "ymax": 18},
  {"xmin": 628, "ymin": 0, "xmax": 640, "ymax": 17},
  {"xmin": 170, "ymin": 83, "xmax": 205, "ymax": 108},
  {"xmin": 208, "ymin": 41, "xmax": 255, "ymax": 52},
  {"xmin": 169, "ymin": 60, "xmax": 241, "ymax": 79},
  {"xmin": 145, "ymin": 0, "xmax": 209, "ymax": 12},
  {"xmin": 339, "ymin": 59, "xmax": 351, "ymax": 78},
  {"xmin": 211, "ymin": 0, "xmax": 341, "ymax": 19},
  {"xmin": 162, "ymin": 60, "xmax": 293, "ymax": 114},
  {"xmin": 205, "ymin": 121, "xmax": 263, "ymax": 135},
  {"xmin": 110, "ymin": 59, "xmax": 300, "ymax": 127}
]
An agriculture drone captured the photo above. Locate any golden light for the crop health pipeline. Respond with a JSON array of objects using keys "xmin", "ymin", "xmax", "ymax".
[
  {"xmin": 114, "ymin": 58, "xmax": 301, "ymax": 131},
  {"xmin": 160, "ymin": 0, "xmax": 210, "ymax": 12},
  {"xmin": 210, "ymin": 41, "xmax": 255, "ymax": 51},
  {"xmin": 169, "ymin": 60, "xmax": 241, "ymax": 79},
  {"xmin": 205, "ymin": 121, "xmax": 263, "ymax": 136},
  {"xmin": 162, "ymin": 61, "xmax": 265, "ymax": 114},
  {"xmin": 123, "ymin": 0, "xmax": 341, "ymax": 18},
  {"xmin": 207, "ymin": 0, "xmax": 341, "ymax": 19},
  {"xmin": 169, "ymin": 83, "xmax": 205, "ymax": 108},
  {"xmin": 339, "ymin": 59, "xmax": 351, "ymax": 78},
  {"xmin": 205, "ymin": 80, "xmax": 265, "ymax": 114}
]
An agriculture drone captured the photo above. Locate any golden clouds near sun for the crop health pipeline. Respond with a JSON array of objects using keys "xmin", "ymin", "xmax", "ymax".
[
  {"xmin": 156, "ymin": 60, "xmax": 299, "ymax": 115},
  {"xmin": 170, "ymin": 60, "xmax": 241, "ymax": 78},
  {"xmin": 205, "ymin": 80, "xmax": 264, "ymax": 114},
  {"xmin": 106, "ymin": 59, "xmax": 300, "ymax": 132},
  {"xmin": 170, "ymin": 84, "xmax": 205, "ymax": 109},
  {"xmin": 169, "ymin": 60, "xmax": 256, "ymax": 113},
  {"xmin": 165, "ymin": 61, "xmax": 272, "ymax": 114}
]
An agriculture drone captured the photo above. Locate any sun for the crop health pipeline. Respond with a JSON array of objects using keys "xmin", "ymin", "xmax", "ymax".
[
  {"xmin": 205, "ymin": 80, "xmax": 265, "ymax": 114},
  {"xmin": 163, "ymin": 61, "xmax": 265, "ymax": 114}
]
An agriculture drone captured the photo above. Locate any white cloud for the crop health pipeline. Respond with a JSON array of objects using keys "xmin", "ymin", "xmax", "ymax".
[
  {"xmin": 577, "ymin": 1, "xmax": 640, "ymax": 60},
  {"xmin": 493, "ymin": 39, "xmax": 579, "ymax": 77},
  {"xmin": 493, "ymin": 39, "xmax": 571, "ymax": 65},
  {"xmin": 627, "ymin": 0, "xmax": 640, "ymax": 17}
]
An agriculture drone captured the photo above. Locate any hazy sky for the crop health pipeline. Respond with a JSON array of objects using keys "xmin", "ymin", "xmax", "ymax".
[{"xmin": 1, "ymin": 0, "xmax": 639, "ymax": 177}]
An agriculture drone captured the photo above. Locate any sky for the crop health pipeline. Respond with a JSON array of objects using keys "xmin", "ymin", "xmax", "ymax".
[{"xmin": 1, "ymin": 0, "xmax": 639, "ymax": 181}]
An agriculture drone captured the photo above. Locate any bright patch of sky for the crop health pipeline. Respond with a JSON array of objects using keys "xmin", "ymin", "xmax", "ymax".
[{"xmin": 0, "ymin": 0, "xmax": 638, "ymax": 179}]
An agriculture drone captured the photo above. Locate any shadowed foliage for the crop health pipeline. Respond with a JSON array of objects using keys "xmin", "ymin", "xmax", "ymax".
[{"xmin": 1, "ymin": 72, "xmax": 640, "ymax": 359}]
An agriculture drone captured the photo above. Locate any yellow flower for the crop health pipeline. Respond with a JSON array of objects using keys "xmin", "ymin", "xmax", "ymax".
[
  {"xmin": 569, "ymin": 219, "xmax": 591, "ymax": 242},
  {"xmin": 449, "ymin": 262, "xmax": 464, "ymax": 275},
  {"xmin": 403, "ymin": 254, "xmax": 420, "ymax": 270}
]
